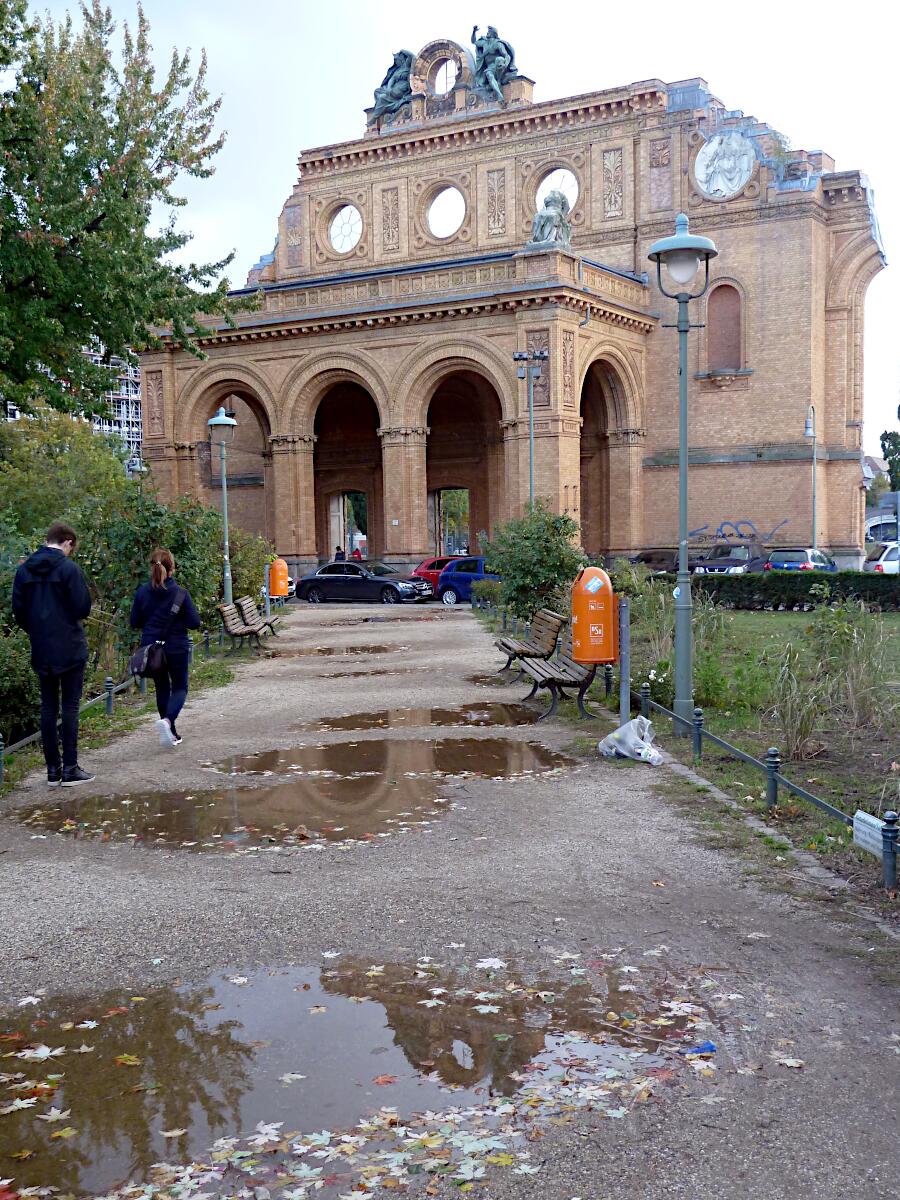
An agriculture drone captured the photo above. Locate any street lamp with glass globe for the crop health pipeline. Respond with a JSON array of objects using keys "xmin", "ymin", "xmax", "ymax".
[
  {"xmin": 648, "ymin": 213, "xmax": 718, "ymax": 734},
  {"xmin": 208, "ymin": 406, "xmax": 237, "ymax": 605}
]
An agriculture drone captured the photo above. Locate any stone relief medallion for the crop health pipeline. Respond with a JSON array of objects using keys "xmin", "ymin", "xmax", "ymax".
[{"xmin": 693, "ymin": 131, "xmax": 756, "ymax": 200}]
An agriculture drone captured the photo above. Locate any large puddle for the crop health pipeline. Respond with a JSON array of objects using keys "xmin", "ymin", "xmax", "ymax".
[
  {"xmin": 0, "ymin": 951, "xmax": 721, "ymax": 1196},
  {"xmin": 300, "ymin": 703, "xmax": 536, "ymax": 732},
  {"xmin": 19, "ymin": 738, "xmax": 571, "ymax": 853}
]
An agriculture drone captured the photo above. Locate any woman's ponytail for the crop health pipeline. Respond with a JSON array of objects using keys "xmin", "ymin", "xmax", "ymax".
[{"xmin": 150, "ymin": 548, "xmax": 175, "ymax": 590}]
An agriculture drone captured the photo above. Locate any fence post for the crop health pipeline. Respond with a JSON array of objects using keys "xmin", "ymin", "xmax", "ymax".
[
  {"xmin": 765, "ymin": 747, "xmax": 781, "ymax": 811},
  {"xmin": 204, "ymin": 630, "xmax": 210, "ymax": 655},
  {"xmin": 639, "ymin": 681, "xmax": 650, "ymax": 719},
  {"xmin": 139, "ymin": 676, "xmax": 147, "ymax": 696},
  {"xmin": 618, "ymin": 596, "xmax": 631, "ymax": 727},
  {"xmin": 502, "ymin": 608, "xmax": 508, "ymax": 631},
  {"xmin": 104, "ymin": 676, "xmax": 114, "ymax": 716},
  {"xmin": 604, "ymin": 663, "xmax": 614, "ymax": 698},
  {"xmin": 882, "ymin": 810, "xmax": 898, "ymax": 891},
  {"xmin": 693, "ymin": 707, "xmax": 704, "ymax": 762},
  {"xmin": 0, "ymin": 733, "xmax": 4, "ymax": 785},
  {"xmin": 188, "ymin": 640, "xmax": 195, "ymax": 671}
]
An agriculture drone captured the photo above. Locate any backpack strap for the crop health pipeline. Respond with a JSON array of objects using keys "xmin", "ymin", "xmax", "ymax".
[{"xmin": 156, "ymin": 586, "xmax": 187, "ymax": 642}]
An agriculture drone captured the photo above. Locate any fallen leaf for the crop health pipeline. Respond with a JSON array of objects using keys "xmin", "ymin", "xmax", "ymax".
[
  {"xmin": 161, "ymin": 1127, "xmax": 188, "ymax": 1138},
  {"xmin": 50, "ymin": 1126, "xmax": 77, "ymax": 1139},
  {"xmin": 113, "ymin": 1053, "xmax": 142, "ymax": 1068},
  {"xmin": 372, "ymin": 1074, "xmax": 398, "ymax": 1086},
  {"xmin": 776, "ymin": 1057, "xmax": 804, "ymax": 1069}
]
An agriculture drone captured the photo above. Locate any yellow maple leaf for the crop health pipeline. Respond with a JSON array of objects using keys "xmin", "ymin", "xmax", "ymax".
[
  {"xmin": 51, "ymin": 1126, "xmax": 77, "ymax": 1140},
  {"xmin": 113, "ymin": 1053, "xmax": 142, "ymax": 1067}
]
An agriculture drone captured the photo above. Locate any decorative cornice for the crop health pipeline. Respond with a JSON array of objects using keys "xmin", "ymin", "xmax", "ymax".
[
  {"xmin": 378, "ymin": 425, "xmax": 430, "ymax": 443},
  {"xmin": 297, "ymin": 83, "xmax": 668, "ymax": 177},
  {"xmin": 270, "ymin": 432, "xmax": 315, "ymax": 446}
]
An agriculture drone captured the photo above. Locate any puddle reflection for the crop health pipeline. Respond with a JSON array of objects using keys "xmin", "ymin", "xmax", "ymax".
[
  {"xmin": 301, "ymin": 703, "xmax": 537, "ymax": 732},
  {"xmin": 0, "ymin": 955, "xmax": 708, "ymax": 1195},
  {"xmin": 19, "ymin": 739, "xmax": 570, "ymax": 852}
]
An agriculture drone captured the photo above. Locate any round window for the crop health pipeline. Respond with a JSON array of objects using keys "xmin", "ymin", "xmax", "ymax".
[
  {"xmin": 328, "ymin": 204, "xmax": 362, "ymax": 253},
  {"xmin": 427, "ymin": 186, "xmax": 465, "ymax": 239},
  {"xmin": 536, "ymin": 168, "xmax": 579, "ymax": 211},
  {"xmin": 434, "ymin": 59, "xmax": 458, "ymax": 95}
]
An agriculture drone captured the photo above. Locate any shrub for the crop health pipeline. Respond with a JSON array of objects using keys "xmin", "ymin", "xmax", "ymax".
[
  {"xmin": 472, "ymin": 579, "xmax": 502, "ymax": 606},
  {"xmin": 694, "ymin": 650, "xmax": 729, "ymax": 708},
  {"xmin": 484, "ymin": 501, "xmax": 583, "ymax": 620},
  {"xmin": 631, "ymin": 579, "xmax": 674, "ymax": 663},
  {"xmin": 768, "ymin": 643, "xmax": 826, "ymax": 759},
  {"xmin": 607, "ymin": 558, "xmax": 652, "ymax": 598},
  {"xmin": 690, "ymin": 570, "xmax": 900, "ymax": 611},
  {"xmin": 646, "ymin": 659, "xmax": 675, "ymax": 709},
  {"xmin": 806, "ymin": 600, "xmax": 892, "ymax": 728},
  {"xmin": 0, "ymin": 629, "xmax": 41, "ymax": 744}
]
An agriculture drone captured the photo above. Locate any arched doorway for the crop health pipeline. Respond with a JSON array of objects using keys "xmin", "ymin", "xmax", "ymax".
[
  {"xmin": 313, "ymin": 382, "xmax": 384, "ymax": 562},
  {"xmin": 579, "ymin": 359, "xmax": 632, "ymax": 558},
  {"xmin": 425, "ymin": 371, "xmax": 504, "ymax": 555},
  {"xmin": 200, "ymin": 391, "xmax": 274, "ymax": 543}
]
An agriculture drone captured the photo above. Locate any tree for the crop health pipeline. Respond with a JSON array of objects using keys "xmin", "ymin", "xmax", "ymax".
[
  {"xmin": 0, "ymin": 0, "xmax": 243, "ymax": 417},
  {"xmin": 880, "ymin": 430, "xmax": 900, "ymax": 491},
  {"xmin": 484, "ymin": 501, "xmax": 584, "ymax": 619},
  {"xmin": 869, "ymin": 472, "xmax": 890, "ymax": 507}
]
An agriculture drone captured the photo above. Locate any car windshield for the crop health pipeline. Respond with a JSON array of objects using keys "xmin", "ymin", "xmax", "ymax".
[
  {"xmin": 366, "ymin": 562, "xmax": 397, "ymax": 576},
  {"xmin": 866, "ymin": 543, "xmax": 889, "ymax": 561},
  {"xmin": 706, "ymin": 545, "xmax": 749, "ymax": 561},
  {"xmin": 771, "ymin": 551, "xmax": 806, "ymax": 563}
]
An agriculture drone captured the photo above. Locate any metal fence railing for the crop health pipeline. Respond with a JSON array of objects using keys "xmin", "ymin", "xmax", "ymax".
[{"xmin": 472, "ymin": 596, "xmax": 898, "ymax": 890}]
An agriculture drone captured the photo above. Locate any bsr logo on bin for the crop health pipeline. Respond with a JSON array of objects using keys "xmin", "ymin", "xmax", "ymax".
[{"xmin": 590, "ymin": 623, "xmax": 604, "ymax": 640}]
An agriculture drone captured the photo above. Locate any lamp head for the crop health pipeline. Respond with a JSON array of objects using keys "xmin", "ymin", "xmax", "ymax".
[
  {"xmin": 648, "ymin": 213, "xmax": 718, "ymax": 293},
  {"xmin": 804, "ymin": 416, "xmax": 815, "ymax": 439},
  {"xmin": 208, "ymin": 405, "xmax": 237, "ymax": 446},
  {"xmin": 512, "ymin": 351, "xmax": 529, "ymax": 362}
]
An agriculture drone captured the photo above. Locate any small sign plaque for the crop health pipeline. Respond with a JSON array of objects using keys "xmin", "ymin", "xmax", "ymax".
[
  {"xmin": 585, "ymin": 576, "xmax": 603, "ymax": 594},
  {"xmin": 853, "ymin": 810, "xmax": 884, "ymax": 859}
]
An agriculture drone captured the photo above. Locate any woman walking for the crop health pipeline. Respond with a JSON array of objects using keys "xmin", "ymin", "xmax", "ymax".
[{"xmin": 130, "ymin": 549, "xmax": 201, "ymax": 747}]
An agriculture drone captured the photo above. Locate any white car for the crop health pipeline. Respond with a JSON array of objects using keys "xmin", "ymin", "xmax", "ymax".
[{"xmin": 863, "ymin": 542, "xmax": 899, "ymax": 574}]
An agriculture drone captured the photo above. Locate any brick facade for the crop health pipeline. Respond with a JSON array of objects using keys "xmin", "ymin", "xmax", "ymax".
[{"xmin": 141, "ymin": 42, "xmax": 884, "ymax": 571}]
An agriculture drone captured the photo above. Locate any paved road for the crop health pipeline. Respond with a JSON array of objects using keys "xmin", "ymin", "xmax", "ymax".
[{"xmin": 0, "ymin": 604, "xmax": 897, "ymax": 1198}]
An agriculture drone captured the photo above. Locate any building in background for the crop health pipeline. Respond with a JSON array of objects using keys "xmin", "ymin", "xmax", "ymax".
[{"xmin": 140, "ymin": 30, "xmax": 884, "ymax": 570}]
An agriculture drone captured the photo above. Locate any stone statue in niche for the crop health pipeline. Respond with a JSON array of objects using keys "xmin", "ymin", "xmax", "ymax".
[
  {"xmin": 694, "ymin": 130, "xmax": 755, "ymax": 199},
  {"xmin": 471, "ymin": 25, "xmax": 517, "ymax": 103},
  {"xmin": 528, "ymin": 190, "xmax": 572, "ymax": 250},
  {"xmin": 368, "ymin": 50, "xmax": 415, "ymax": 125}
]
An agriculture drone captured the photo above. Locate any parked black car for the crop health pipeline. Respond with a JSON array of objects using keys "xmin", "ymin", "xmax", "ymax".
[{"xmin": 297, "ymin": 561, "xmax": 433, "ymax": 604}]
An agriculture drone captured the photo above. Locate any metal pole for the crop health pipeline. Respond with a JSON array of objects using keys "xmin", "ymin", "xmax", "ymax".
[
  {"xmin": 220, "ymin": 439, "xmax": 233, "ymax": 605},
  {"xmin": 264, "ymin": 561, "xmax": 271, "ymax": 620},
  {"xmin": 882, "ymin": 810, "xmax": 898, "ymax": 891},
  {"xmin": 618, "ymin": 596, "xmax": 630, "ymax": 726},
  {"xmin": 673, "ymin": 292, "xmax": 693, "ymax": 735},
  {"xmin": 528, "ymin": 365, "xmax": 536, "ymax": 507},
  {"xmin": 810, "ymin": 407, "xmax": 817, "ymax": 551},
  {"xmin": 765, "ymin": 747, "xmax": 781, "ymax": 810}
]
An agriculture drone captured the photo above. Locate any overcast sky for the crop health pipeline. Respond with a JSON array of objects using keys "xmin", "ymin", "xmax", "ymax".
[{"xmin": 32, "ymin": 0, "xmax": 898, "ymax": 453}]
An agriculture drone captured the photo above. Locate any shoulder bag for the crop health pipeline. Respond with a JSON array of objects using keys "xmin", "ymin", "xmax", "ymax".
[{"xmin": 129, "ymin": 587, "xmax": 186, "ymax": 679}]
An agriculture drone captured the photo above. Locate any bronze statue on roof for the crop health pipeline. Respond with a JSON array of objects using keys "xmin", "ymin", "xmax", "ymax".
[
  {"xmin": 471, "ymin": 25, "xmax": 517, "ymax": 104},
  {"xmin": 369, "ymin": 50, "xmax": 415, "ymax": 125}
]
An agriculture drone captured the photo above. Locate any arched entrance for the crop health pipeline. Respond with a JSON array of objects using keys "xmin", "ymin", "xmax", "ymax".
[
  {"xmin": 200, "ymin": 391, "xmax": 274, "ymax": 543},
  {"xmin": 425, "ymin": 371, "xmax": 504, "ymax": 554},
  {"xmin": 313, "ymin": 382, "xmax": 384, "ymax": 562},
  {"xmin": 579, "ymin": 359, "xmax": 633, "ymax": 558}
]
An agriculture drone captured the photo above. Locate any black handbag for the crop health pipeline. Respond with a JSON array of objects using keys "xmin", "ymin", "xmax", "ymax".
[{"xmin": 129, "ymin": 587, "xmax": 186, "ymax": 679}]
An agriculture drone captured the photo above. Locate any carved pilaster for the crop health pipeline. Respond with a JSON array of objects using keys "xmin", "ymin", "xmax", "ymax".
[
  {"xmin": 378, "ymin": 427, "xmax": 429, "ymax": 556},
  {"xmin": 268, "ymin": 433, "xmax": 316, "ymax": 556}
]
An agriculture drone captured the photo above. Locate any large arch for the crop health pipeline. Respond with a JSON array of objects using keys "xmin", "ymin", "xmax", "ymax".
[
  {"xmin": 175, "ymin": 362, "xmax": 279, "ymax": 445},
  {"xmin": 425, "ymin": 368, "xmax": 505, "ymax": 554},
  {"xmin": 394, "ymin": 338, "xmax": 517, "ymax": 430},
  {"xmin": 579, "ymin": 355, "xmax": 642, "ymax": 557},
  {"xmin": 283, "ymin": 352, "xmax": 391, "ymax": 434},
  {"xmin": 313, "ymin": 381, "xmax": 385, "ymax": 562}
]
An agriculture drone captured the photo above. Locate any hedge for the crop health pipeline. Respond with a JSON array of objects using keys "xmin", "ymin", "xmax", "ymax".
[{"xmin": 680, "ymin": 570, "xmax": 900, "ymax": 610}]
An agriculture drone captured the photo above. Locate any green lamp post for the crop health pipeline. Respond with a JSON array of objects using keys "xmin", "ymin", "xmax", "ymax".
[
  {"xmin": 208, "ymin": 406, "xmax": 237, "ymax": 605},
  {"xmin": 649, "ymin": 214, "xmax": 718, "ymax": 734}
]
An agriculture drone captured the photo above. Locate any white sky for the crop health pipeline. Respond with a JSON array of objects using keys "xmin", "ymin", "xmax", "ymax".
[{"xmin": 31, "ymin": 0, "xmax": 898, "ymax": 453}]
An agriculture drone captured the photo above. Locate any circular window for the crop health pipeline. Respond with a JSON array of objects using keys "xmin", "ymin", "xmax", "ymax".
[
  {"xmin": 427, "ymin": 186, "xmax": 465, "ymax": 239},
  {"xmin": 434, "ymin": 59, "xmax": 458, "ymax": 95},
  {"xmin": 328, "ymin": 204, "xmax": 362, "ymax": 253},
  {"xmin": 536, "ymin": 168, "xmax": 579, "ymax": 211}
]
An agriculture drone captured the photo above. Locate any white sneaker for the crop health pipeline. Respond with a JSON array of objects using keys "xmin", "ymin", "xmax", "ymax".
[{"xmin": 156, "ymin": 717, "xmax": 176, "ymax": 747}]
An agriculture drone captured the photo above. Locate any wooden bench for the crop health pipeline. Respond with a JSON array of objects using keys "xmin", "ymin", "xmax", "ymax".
[
  {"xmin": 217, "ymin": 603, "xmax": 262, "ymax": 653},
  {"xmin": 520, "ymin": 638, "xmax": 598, "ymax": 721},
  {"xmin": 495, "ymin": 608, "xmax": 566, "ymax": 673},
  {"xmin": 236, "ymin": 595, "xmax": 280, "ymax": 636}
]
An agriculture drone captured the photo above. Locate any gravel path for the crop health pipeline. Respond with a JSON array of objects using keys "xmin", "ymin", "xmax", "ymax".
[{"xmin": 0, "ymin": 604, "xmax": 897, "ymax": 1198}]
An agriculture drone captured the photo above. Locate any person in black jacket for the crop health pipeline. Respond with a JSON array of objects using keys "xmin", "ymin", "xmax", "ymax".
[
  {"xmin": 12, "ymin": 522, "xmax": 94, "ymax": 786},
  {"xmin": 130, "ymin": 548, "xmax": 201, "ymax": 747}
]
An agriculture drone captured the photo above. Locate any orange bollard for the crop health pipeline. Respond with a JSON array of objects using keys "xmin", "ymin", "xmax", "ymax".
[
  {"xmin": 270, "ymin": 558, "xmax": 290, "ymax": 598},
  {"xmin": 571, "ymin": 566, "xmax": 619, "ymax": 663}
]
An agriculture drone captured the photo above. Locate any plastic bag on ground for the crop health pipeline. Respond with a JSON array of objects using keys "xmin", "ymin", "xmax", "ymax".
[{"xmin": 598, "ymin": 715, "xmax": 663, "ymax": 766}]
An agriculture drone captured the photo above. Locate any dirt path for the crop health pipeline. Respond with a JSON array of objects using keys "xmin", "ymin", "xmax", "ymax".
[{"xmin": 0, "ymin": 604, "xmax": 897, "ymax": 1198}]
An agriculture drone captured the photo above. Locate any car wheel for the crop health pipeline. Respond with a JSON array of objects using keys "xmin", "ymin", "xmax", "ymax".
[
  {"xmin": 306, "ymin": 586, "xmax": 324, "ymax": 604},
  {"xmin": 441, "ymin": 587, "xmax": 460, "ymax": 606},
  {"xmin": 380, "ymin": 587, "xmax": 399, "ymax": 605}
]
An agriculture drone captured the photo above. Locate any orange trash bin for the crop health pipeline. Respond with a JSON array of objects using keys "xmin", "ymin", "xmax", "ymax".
[
  {"xmin": 270, "ymin": 558, "xmax": 290, "ymax": 598},
  {"xmin": 571, "ymin": 566, "xmax": 619, "ymax": 663}
]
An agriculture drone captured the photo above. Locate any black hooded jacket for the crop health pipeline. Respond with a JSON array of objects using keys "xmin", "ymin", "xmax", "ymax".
[{"xmin": 12, "ymin": 546, "xmax": 92, "ymax": 675}]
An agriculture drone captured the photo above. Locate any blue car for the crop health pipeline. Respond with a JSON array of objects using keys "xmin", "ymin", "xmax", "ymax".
[
  {"xmin": 436, "ymin": 556, "xmax": 499, "ymax": 605},
  {"xmin": 762, "ymin": 548, "xmax": 837, "ymax": 572}
]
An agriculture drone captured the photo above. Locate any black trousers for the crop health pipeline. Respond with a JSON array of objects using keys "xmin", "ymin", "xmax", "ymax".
[
  {"xmin": 39, "ymin": 664, "xmax": 86, "ymax": 770},
  {"xmin": 153, "ymin": 650, "xmax": 190, "ymax": 725}
]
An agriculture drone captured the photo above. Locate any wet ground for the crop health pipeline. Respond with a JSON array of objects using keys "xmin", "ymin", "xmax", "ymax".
[
  {"xmin": 1, "ymin": 603, "xmax": 898, "ymax": 1199},
  {"xmin": 20, "ymin": 738, "xmax": 567, "ymax": 851},
  {"xmin": 0, "ymin": 950, "xmax": 717, "ymax": 1194}
]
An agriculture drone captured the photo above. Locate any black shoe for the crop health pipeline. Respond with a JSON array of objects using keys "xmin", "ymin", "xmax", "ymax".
[
  {"xmin": 170, "ymin": 726, "xmax": 183, "ymax": 746},
  {"xmin": 61, "ymin": 765, "xmax": 95, "ymax": 787},
  {"xmin": 47, "ymin": 767, "xmax": 62, "ymax": 787}
]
